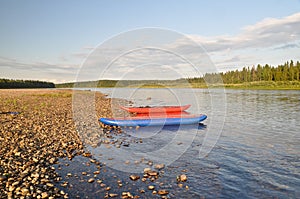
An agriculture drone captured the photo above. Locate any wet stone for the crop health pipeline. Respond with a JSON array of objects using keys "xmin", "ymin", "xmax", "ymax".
[
  {"xmin": 148, "ymin": 185, "xmax": 155, "ymax": 190},
  {"xmin": 83, "ymin": 152, "xmax": 92, "ymax": 157},
  {"xmin": 88, "ymin": 178, "xmax": 95, "ymax": 183},
  {"xmin": 143, "ymin": 168, "xmax": 151, "ymax": 173},
  {"xmin": 158, "ymin": 190, "xmax": 169, "ymax": 195},
  {"xmin": 93, "ymin": 170, "xmax": 100, "ymax": 174},
  {"xmin": 140, "ymin": 189, "xmax": 145, "ymax": 193},
  {"xmin": 122, "ymin": 192, "xmax": 133, "ymax": 198},
  {"xmin": 154, "ymin": 163, "xmax": 165, "ymax": 170},
  {"xmin": 129, "ymin": 175, "xmax": 140, "ymax": 181},
  {"xmin": 142, "ymin": 177, "xmax": 147, "ymax": 182},
  {"xmin": 179, "ymin": 174, "xmax": 187, "ymax": 182},
  {"xmin": 148, "ymin": 171, "xmax": 159, "ymax": 176},
  {"xmin": 109, "ymin": 193, "xmax": 118, "ymax": 197},
  {"xmin": 122, "ymin": 143, "xmax": 130, "ymax": 147}
]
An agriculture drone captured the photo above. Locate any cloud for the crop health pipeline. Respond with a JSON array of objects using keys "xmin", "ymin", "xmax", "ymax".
[
  {"xmin": 0, "ymin": 56, "xmax": 79, "ymax": 83},
  {"xmin": 273, "ymin": 43, "xmax": 300, "ymax": 50},
  {"xmin": 76, "ymin": 47, "xmax": 202, "ymax": 81},
  {"xmin": 0, "ymin": 57, "xmax": 77, "ymax": 72},
  {"xmin": 185, "ymin": 12, "xmax": 300, "ymax": 52},
  {"xmin": 219, "ymin": 56, "xmax": 241, "ymax": 64}
]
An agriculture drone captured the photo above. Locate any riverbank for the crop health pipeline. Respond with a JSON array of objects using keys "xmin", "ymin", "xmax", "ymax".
[
  {"xmin": 56, "ymin": 80, "xmax": 300, "ymax": 90},
  {"xmin": 218, "ymin": 81, "xmax": 300, "ymax": 90},
  {"xmin": 0, "ymin": 89, "xmax": 186, "ymax": 198}
]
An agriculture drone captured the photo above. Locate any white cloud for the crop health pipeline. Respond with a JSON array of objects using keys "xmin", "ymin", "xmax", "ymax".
[
  {"xmin": 0, "ymin": 56, "xmax": 79, "ymax": 83},
  {"xmin": 186, "ymin": 12, "xmax": 300, "ymax": 52},
  {"xmin": 273, "ymin": 43, "xmax": 300, "ymax": 50},
  {"xmin": 177, "ymin": 12, "xmax": 300, "ymax": 71}
]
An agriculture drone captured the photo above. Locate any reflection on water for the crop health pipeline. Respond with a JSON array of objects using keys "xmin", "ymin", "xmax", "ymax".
[{"xmin": 77, "ymin": 88, "xmax": 300, "ymax": 198}]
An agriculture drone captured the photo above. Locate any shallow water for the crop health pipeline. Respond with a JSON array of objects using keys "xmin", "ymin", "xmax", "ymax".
[{"xmin": 68, "ymin": 88, "xmax": 300, "ymax": 198}]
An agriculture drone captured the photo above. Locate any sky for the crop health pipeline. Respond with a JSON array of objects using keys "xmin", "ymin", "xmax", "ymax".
[{"xmin": 0, "ymin": 0, "xmax": 300, "ymax": 83}]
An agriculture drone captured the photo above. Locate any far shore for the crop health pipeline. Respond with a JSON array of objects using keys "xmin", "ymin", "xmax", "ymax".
[{"xmin": 55, "ymin": 80, "xmax": 300, "ymax": 90}]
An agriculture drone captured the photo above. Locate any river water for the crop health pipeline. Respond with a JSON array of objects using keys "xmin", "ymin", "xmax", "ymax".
[{"xmin": 66, "ymin": 88, "xmax": 300, "ymax": 198}]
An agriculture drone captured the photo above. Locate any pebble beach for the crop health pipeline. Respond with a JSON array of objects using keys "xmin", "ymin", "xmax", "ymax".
[{"xmin": 0, "ymin": 89, "xmax": 186, "ymax": 199}]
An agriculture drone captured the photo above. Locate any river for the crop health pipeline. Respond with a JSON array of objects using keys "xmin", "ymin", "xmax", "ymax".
[{"xmin": 64, "ymin": 88, "xmax": 300, "ymax": 198}]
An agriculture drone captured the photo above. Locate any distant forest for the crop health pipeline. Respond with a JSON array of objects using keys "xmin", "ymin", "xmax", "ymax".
[
  {"xmin": 56, "ymin": 60, "xmax": 300, "ymax": 88},
  {"xmin": 0, "ymin": 79, "xmax": 55, "ymax": 88},
  {"xmin": 201, "ymin": 60, "xmax": 300, "ymax": 84}
]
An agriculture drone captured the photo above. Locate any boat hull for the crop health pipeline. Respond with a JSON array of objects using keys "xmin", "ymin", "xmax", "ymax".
[
  {"xmin": 99, "ymin": 114, "xmax": 207, "ymax": 127},
  {"xmin": 119, "ymin": 104, "xmax": 191, "ymax": 113}
]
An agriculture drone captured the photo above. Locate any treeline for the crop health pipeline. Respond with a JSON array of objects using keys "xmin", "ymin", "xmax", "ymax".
[
  {"xmin": 56, "ymin": 79, "xmax": 189, "ymax": 88},
  {"xmin": 0, "ymin": 79, "xmax": 55, "ymax": 88},
  {"xmin": 56, "ymin": 60, "xmax": 300, "ymax": 88},
  {"xmin": 200, "ymin": 60, "xmax": 300, "ymax": 84}
]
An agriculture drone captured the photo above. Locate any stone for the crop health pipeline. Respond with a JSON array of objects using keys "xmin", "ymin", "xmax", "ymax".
[
  {"xmin": 46, "ymin": 183, "xmax": 54, "ymax": 187},
  {"xmin": 41, "ymin": 192, "xmax": 48, "ymax": 198},
  {"xmin": 129, "ymin": 175, "xmax": 140, "ymax": 181},
  {"xmin": 88, "ymin": 178, "xmax": 95, "ymax": 183},
  {"xmin": 11, "ymin": 181, "xmax": 19, "ymax": 186},
  {"xmin": 124, "ymin": 160, "xmax": 130, "ymax": 164},
  {"xmin": 180, "ymin": 174, "xmax": 187, "ymax": 182},
  {"xmin": 109, "ymin": 193, "xmax": 118, "ymax": 197},
  {"xmin": 141, "ymin": 178, "xmax": 147, "ymax": 182},
  {"xmin": 147, "ymin": 171, "xmax": 158, "ymax": 176},
  {"xmin": 158, "ymin": 190, "xmax": 169, "ymax": 195},
  {"xmin": 93, "ymin": 170, "xmax": 100, "ymax": 174},
  {"xmin": 143, "ymin": 168, "xmax": 151, "ymax": 173},
  {"xmin": 31, "ymin": 173, "xmax": 39, "ymax": 178},
  {"xmin": 83, "ymin": 152, "xmax": 92, "ymax": 157},
  {"xmin": 122, "ymin": 143, "xmax": 130, "ymax": 147},
  {"xmin": 139, "ymin": 189, "xmax": 145, "ymax": 193},
  {"xmin": 148, "ymin": 185, "xmax": 155, "ymax": 190},
  {"xmin": 21, "ymin": 188, "xmax": 29, "ymax": 196},
  {"xmin": 9, "ymin": 186, "xmax": 15, "ymax": 192},
  {"xmin": 154, "ymin": 164, "xmax": 165, "ymax": 170}
]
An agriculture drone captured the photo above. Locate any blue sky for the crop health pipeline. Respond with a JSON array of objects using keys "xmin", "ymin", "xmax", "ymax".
[{"xmin": 1, "ymin": 0, "xmax": 300, "ymax": 83}]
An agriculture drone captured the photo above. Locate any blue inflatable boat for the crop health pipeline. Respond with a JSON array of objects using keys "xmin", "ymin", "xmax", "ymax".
[{"xmin": 99, "ymin": 114, "xmax": 207, "ymax": 127}]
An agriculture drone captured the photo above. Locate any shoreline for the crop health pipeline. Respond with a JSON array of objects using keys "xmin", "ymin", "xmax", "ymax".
[
  {"xmin": 55, "ymin": 80, "xmax": 300, "ymax": 90},
  {"xmin": 0, "ymin": 89, "xmax": 185, "ymax": 198}
]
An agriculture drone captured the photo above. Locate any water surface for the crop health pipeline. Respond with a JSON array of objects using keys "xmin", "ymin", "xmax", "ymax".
[{"xmin": 67, "ymin": 88, "xmax": 300, "ymax": 198}]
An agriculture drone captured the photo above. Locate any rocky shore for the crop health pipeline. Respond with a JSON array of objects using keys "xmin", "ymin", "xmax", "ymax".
[{"xmin": 0, "ymin": 89, "xmax": 188, "ymax": 198}]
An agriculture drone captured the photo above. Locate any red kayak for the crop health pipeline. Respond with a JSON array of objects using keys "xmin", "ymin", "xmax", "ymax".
[
  {"xmin": 128, "ymin": 112, "xmax": 192, "ymax": 119},
  {"xmin": 120, "ymin": 104, "xmax": 191, "ymax": 113},
  {"xmin": 135, "ymin": 111, "xmax": 190, "ymax": 117}
]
